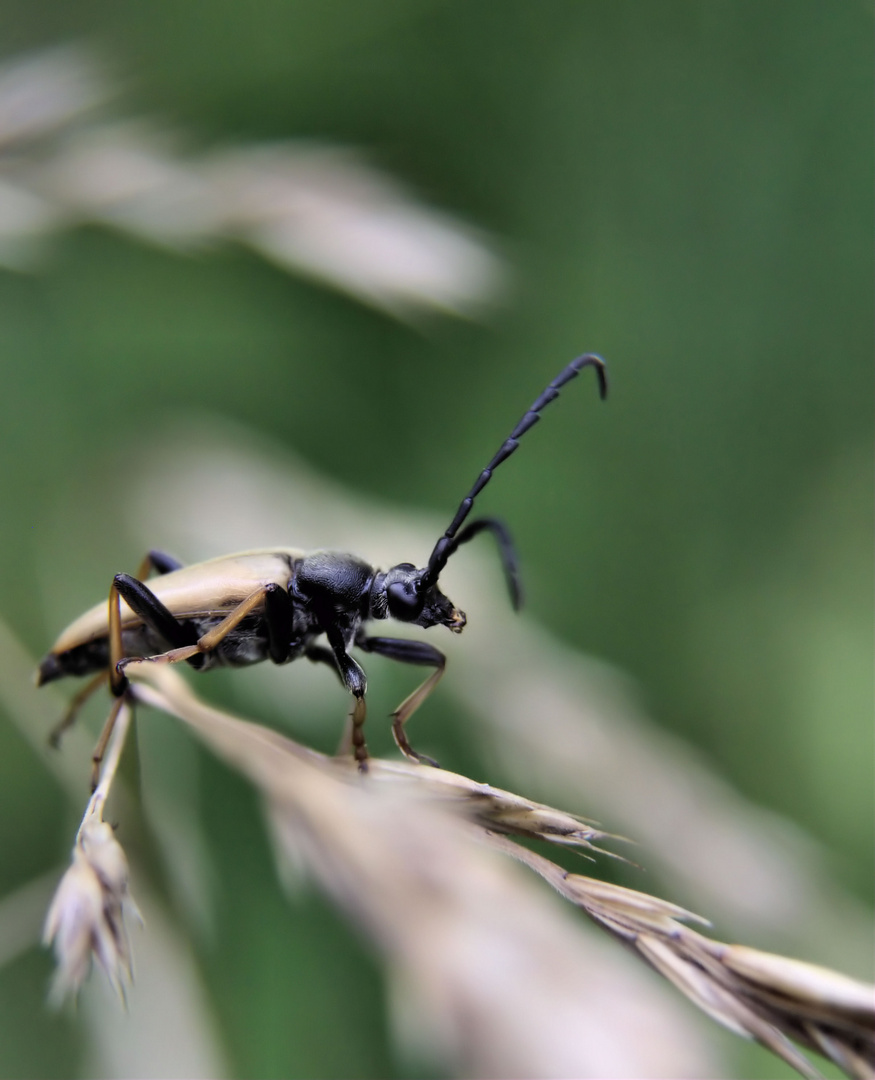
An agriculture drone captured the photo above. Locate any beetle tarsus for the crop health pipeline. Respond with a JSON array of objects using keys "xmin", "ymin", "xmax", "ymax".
[
  {"xmin": 350, "ymin": 693, "xmax": 370, "ymax": 770},
  {"xmin": 393, "ymin": 731, "xmax": 440, "ymax": 769}
]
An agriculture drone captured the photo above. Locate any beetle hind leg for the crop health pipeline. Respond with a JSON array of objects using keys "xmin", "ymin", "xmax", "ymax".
[
  {"xmin": 90, "ymin": 694, "xmax": 130, "ymax": 792},
  {"xmin": 47, "ymin": 669, "xmax": 108, "ymax": 748}
]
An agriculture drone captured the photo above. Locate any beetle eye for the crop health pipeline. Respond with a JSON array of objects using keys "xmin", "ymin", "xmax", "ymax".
[{"xmin": 387, "ymin": 579, "xmax": 424, "ymax": 621}]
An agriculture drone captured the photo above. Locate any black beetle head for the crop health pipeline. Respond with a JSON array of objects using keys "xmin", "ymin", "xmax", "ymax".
[{"xmin": 380, "ymin": 563, "xmax": 466, "ymax": 632}]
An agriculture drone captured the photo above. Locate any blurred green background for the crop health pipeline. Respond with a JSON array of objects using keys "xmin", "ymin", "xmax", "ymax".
[{"xmin": 0, "ymin": 2, "xmax": 871, "ymax": 1078}]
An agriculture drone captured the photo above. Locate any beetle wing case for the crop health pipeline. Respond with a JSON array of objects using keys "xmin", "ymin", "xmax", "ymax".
[{"xmin": 45, "ymin": 549, "xmax": 305, "ymax": 657}]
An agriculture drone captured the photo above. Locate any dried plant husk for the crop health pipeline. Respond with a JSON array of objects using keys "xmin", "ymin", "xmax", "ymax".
[{"xmin": 123, "ymin": 661, "xmax": 873, "ymax": 1080}]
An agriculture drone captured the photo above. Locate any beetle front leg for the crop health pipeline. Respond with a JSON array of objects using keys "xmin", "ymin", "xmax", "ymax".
[
  {"xmin": 323, "ymin": 626, "xmax": 370, "ymax": 770},
  {"xmin": 356, "ymin": 636, "xmax": 445, "ymax": 767},
  {"xmin": 305, "ymin": 643, "xmax": 341, "ymax": 679},
  {"xmin": 304, "ymin": 644, "xmax": 360, "ymax": 759}
]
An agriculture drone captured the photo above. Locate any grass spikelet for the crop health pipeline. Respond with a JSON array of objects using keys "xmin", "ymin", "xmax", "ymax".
[
  {"xmin": 121, "ymin": 660, "xmax": 873, "ymax": 1079},
  {"xmin": 42, "ymin": 698, "xmax": 141, "ymax": 1004}
]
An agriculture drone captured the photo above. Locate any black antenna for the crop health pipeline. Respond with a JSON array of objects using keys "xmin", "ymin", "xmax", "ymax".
[{"xmin": 421, "ymin": 353, "xmax": 608, "ymax": 595}]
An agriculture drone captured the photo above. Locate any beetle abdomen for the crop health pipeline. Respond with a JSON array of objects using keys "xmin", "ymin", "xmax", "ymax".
[
  {"xmin": 37, "ymin": 640, "xmax": 108, "ymax": 684},
  {"xmin": 37, "ymin": 612, "xmax": 287, "ymax": 687}
]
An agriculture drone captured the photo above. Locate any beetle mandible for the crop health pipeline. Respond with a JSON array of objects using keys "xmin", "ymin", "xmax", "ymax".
[{"xmin": 38, "ymin": 354, "xmax": 607, "ymax": 779}]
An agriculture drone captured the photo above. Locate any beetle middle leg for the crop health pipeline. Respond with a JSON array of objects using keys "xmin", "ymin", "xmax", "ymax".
[
  {"xmin": 356, "ymin": 636, "xmax": 445, "ymax": 767},
  {"xmin": 135, "ymin": 549, "xmax": 183, "ymax": 579},
  {"xmin": 125, "ymin": 582, "xmax": 295, "ymax": 672}
]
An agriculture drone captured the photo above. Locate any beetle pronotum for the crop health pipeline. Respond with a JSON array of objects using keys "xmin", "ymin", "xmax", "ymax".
[{"xmin": 39, "ymin": 354, "xmax": 607, "ymax": 780}]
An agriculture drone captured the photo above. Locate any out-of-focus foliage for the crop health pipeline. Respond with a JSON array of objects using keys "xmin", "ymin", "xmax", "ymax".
[{"xmin": 0, "ymin": 3, "xmax": 871, "ymax": 1078}]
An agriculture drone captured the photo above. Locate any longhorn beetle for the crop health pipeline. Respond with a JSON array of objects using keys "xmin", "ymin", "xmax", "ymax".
[{"xmin": 39, "ymin": 354, "xmax": 607, "ymax": 780}]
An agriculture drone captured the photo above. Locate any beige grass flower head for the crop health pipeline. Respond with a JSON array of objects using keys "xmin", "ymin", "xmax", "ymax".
[
  {"xmin": 124, "ymin": 663, "xmax": 874, "ymax": 1079},
  {"xmin": 42, "ymin": 701, "xmax": 141, "ymax": 1004},
  {"xmin": 0, "ymin": 45, "xmax": 503, "ymax": 315}
]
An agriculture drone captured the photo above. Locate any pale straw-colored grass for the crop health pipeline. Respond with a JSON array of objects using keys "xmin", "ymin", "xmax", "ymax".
[
  {"xmin": 42, "ymin": 699, "xmax": 140, "ymax": 1004},
  {"xmin": 3, "ymin": 573, "xmax": 870, "ymax": 1075},
  {"xmin": 44, "ymin": 657, "xmax": 868, "ymax": 1080},
  {"xmin": 498, "ymin": 837, "xmax": 875, "ymax": 1080},
  {"xmin": 0, "ymin": 620, "xmax": 230, "ymax": 1076},
  {"xmin": 0, "ymin": 45, "xmax": 503, "ymax": 316},
  {"xmin": 107, "ymin": 664, "xmax": 720, "ymax": 1078}
]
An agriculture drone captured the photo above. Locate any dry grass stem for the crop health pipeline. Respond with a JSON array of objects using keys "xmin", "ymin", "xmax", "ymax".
[
  {"xmin": 491, "ymin": 836, "xmax": 874, "ymax": 1080},
  {"xmin": 0, "ymin": 619, "xmax": 230, "ymax": 1074},
  {"xmin": 42, "ymin": 698, "xmax": 141, "ymax": 1004},
  {"xmin": 124, "ymin": 663, "xmax": 612, "ymax": 859},
  {"xmin": 125, "ymin": 663, "xmax": 715, "ymax": 1077},
  {"xmin": 122, "ymin": 661, "xmax": 873, "ymax": 1079}
]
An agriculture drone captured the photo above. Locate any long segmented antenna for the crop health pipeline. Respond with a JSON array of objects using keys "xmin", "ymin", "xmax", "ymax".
[{"xmin": 421, "ymin": 353, "xmax": 608, "ymax": 594}]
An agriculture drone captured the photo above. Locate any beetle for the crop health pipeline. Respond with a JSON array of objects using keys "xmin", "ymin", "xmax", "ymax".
[{"xmin": 38, "ymin": 354, "xmax": 607, "ymax": 779}]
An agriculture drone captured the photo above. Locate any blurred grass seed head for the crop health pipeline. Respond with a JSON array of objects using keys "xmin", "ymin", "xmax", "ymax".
[{"xmin": 0, "ymin": 44, "xmax": 504, "ymax": 316}]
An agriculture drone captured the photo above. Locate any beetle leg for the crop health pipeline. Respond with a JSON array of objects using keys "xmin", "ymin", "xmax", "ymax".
[
  {"xmin": 348, "ymin": 695, "xmax": 368, "ymax": 771},
  {"xmin": 305, "ymin": 643, "xmax": 342, "ymax": 681},
  {"xmin": 139, "ymin": 583, "xmax": 290, "ymax": 667},
  {"xmin": 323, "ymin": 626, "xmax": 369, "ymax": 770},
  {"xmin": 90, "ymin": 694, "xmax": 128, "ymax": 791},
  {"xmin": 303, "ymin": 644, "xmax": 362, "ymax": 758},
  {"xmin": 108, "ymin": 577, "xmax": 127, "ymax": 695},
  {"xmin": 135, "ymin": 549, "xmax": 183, "ymax": 579},
  {"xmin": 263, "ymin": 584, "xmax": 295, "ymax": 664},
  {"xmin": 356, "ymin": 636, "xmax": 445, "ymax": 767},
  {"xmin": 47, "ymin": 558, "xmax": 187, "ymax": 744},
  {"xmin": 47, "ymin": 669, "xmax": 108, "ymax": 748},
  {"xmin": 110, "ymin": 573, "xmax": 200, "ymax": 691}
]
